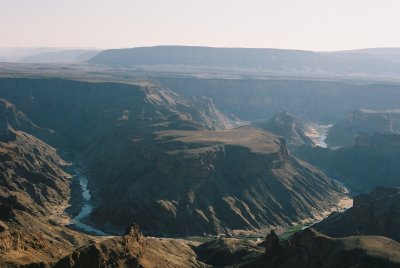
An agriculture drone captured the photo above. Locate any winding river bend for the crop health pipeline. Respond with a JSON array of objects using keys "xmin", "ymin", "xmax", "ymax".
[
  {"xmin": 68, "ymin": 125, "xmax": 342, "ymax": 238},
  {"xmin": 71, "ymin": 168, "xmax": 107, "ymax": 236}
]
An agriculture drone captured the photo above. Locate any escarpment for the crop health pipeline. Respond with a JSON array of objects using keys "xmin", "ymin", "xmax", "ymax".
[
  {"xmin": 154, "ymin": 128, "xmax": 287, "ymax": 178},
  {"xmin": 254, "ymin": 111, "xmax": 313, "ymax": 148},
  {"xmin": 296, "ymin": 133, "xmax": 400, "ymax": 192},
  {"xmin": 0, "ymin": 77, "xmax": 352, "ymax": 268},
  {"xmin": 0, "ymin": 77, "xmax": 346, "ymax": 237},
  {"xmin": 90, "ymin": 127, "xmax": 345, "ymax": 236},
  {"xmin": 327, "ymin": 109, "xmax": 400, "ymax": 147},
  {"xmin": 247, "ymin": 228, "xmax": 400, "ymax": 268},
  {"xmin": 314, "ymin": 187, "xmax": 400, "ymax": 242},
  {"xmin": 0, "ymin": 100, "xmax": 97, "ymax": 267}
]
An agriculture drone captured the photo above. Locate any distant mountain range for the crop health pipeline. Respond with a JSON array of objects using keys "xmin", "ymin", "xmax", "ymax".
[
  {"xmin": 19, "ymin": 49, "xmax": 100, "ymax": 63},
  {"xmin": 325, "ymin": 48, "xmax": 400, "ymax": 64},
  {"xmin": 2, "ymin": 46, "xmax": 400, "ymax": 76},
  {"xmin": 88, "ymin": 46, "xmax": 400, "ymax": 76},
  {"xmin": 0, "ymin": 47, "xmax": 100, "ymax": 63},
  {"xmin": 0, "ymin": 47, "xmax": 59, "ymax": 62}
]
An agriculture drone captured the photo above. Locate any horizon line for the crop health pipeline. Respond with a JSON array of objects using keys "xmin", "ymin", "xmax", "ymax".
[{"xmin": 1, "ymin": 45, "xmax": 400, "ymax": 53}]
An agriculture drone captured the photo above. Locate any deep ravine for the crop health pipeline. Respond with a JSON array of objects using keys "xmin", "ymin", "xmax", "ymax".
[{"xmin": 71, "ymin": 167, "xmax": 107, "ymax": 236}]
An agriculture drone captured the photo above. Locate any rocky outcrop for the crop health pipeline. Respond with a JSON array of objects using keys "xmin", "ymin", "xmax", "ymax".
[
  {"xmin": 0, "ymin": 130, "xmax": 70, "ymax": 218},
  {"xmin": 141, "ymin": 82, "xmax": 235, "ymax": 130},
  {"xmin": 0, "ymin": 102, "xmax": 97, "ymax": 267},
  {"xmin": 0, "ymin": 211, "xmax": 98, "ymax": 268},
  {"xmin": 54, "ymin": 225, "xmax": 208, "ymax": 268},
  {"xmin": 247, "ymin": 228, "xmax": 400, "ymax": 268},
  {"xmin": 327, "ymin": 109, "xmax": 400, "ymax": 147},
  {"xmin": 295, "ymin": 133, "xmax": 400, "ymax": 192},
  {"xmin": 0, "ymin": 100, "xmax": 66, "ymax": 213},
  {"xmin": 263, "ymin": 230, "xmax": 283, "ymax": 255},
  {"xmin": 254, "ymin": 111, "xmax": 313, "ymax": 148},
  {"xmin": 0, "ymin": 98, "xmax": 35, "ymax": 131},
  {"xmin": 0, "ymin": 221, "xmax": 8, "ymax": 233},
  {"xmin": 55, "ymin": 226, "xmax": 146, "ymax": 268},
  {"xmin": 195, "ymin": 237, "xmax": 263, "ymax": 267},
  {"xmin": 0, "ymin": 98, "xmax": 53, "ymax": 142},
  {"xmin": 314, "ymin": 187, "xmax": 400, "ymax": 242}
]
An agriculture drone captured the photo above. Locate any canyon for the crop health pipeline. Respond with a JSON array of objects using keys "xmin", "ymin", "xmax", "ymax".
[
  {"xmin": 0, "ymin": 77, "xmax": 346, "ymax": 237},
  {"xmin": 1, "ymin": 56, "xmax": 400, "ymax": 267}
]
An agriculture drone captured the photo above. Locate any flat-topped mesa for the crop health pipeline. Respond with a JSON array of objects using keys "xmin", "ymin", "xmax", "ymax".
[
  {"xmin": 91, "ymin": 126, "xmax": 344, "ymax": 236},
  {"xmin": 155, "ymin": 127, "xmax": 288, "ymax": 178}
]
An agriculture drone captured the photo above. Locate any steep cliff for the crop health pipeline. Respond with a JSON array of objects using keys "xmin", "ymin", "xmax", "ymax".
[
  {"xmin": 295, "ymin": 133, "xmax": 400, "ymax": 192},
  {"xmin": 0, "ymin": 77, "xmax": 347, "ymax": 237},
  {"xmin": 314, "ymin": 187, "xmax": 400, "ymax": 242},
  {"xmin": 90, "ymin": 127, "xmax": 345, "ymax": 236},
  {"xmin": 0, "ymin": 101, "xmax": 96, "ymax": 267},
  {"xmin": 247, "ymin": 228, "xmax": 400, "ymax": 268},
  {"xmin": 326, "ymin": 109, "xmax": 400, "ymax": 147},
  {"xmin": 158, "ymin": 77, "xmax": 400, "ymax": 122},
  {"xmin": 254, "ymin": 111, "xmax": 313, "ymax": 148}
]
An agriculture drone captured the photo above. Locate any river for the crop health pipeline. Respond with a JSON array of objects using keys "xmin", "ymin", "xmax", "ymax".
[
  {"xmin": 305, "ymin": 124, "xmax": 333, "ymax": 148},
  {"xmin": 71, "ymin": 168, "xmax": 107, "ymax": 236}
]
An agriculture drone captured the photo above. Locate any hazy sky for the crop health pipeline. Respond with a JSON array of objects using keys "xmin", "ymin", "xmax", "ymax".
[{"xmin": 1, "ymin": 0, "xmax": 399, "ymax": 51}]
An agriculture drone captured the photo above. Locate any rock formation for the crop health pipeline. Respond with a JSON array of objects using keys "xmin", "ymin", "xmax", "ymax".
[
  {"xmin": 314, "ymin": 187, "xmax": 400, "ymax": 242},
  {"xmin": 89, "ymin": 126, "xmax": 345, "ymax": 235},
  {"xmin": 295, "ymin": 133, "xmax": 400, "ymax": 192},
  {"xmin": 0, "ymin": 77, "xmax": 353, "ymax": 266},
  {"xmin": 247, "ymin": 228, "xmax": 400, "ymax": 268},
  {"xmin": 158, "ymin": 77, "xmax": 400, "ymax": 122},
  {"xmin": 0, "ymin": 78, "xmax": 346, "ymax": 237},
  {"xmin": 54, "ymin": 225, "xmax": 208, "ymax": 268},
  {"xmin": 254, "ymin": 111, "xmax": 313, "ymax": 148},
  {"xmin": 326, "ymin": 109, "xmax": 400, "ymax": 147},
  {"xmin": 195, "ymin": 237, "xmax": 263, "ymax": 267},
  {"xmin": 0, "ymin": 100, "xmax": 97, "ymax": 267}
]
